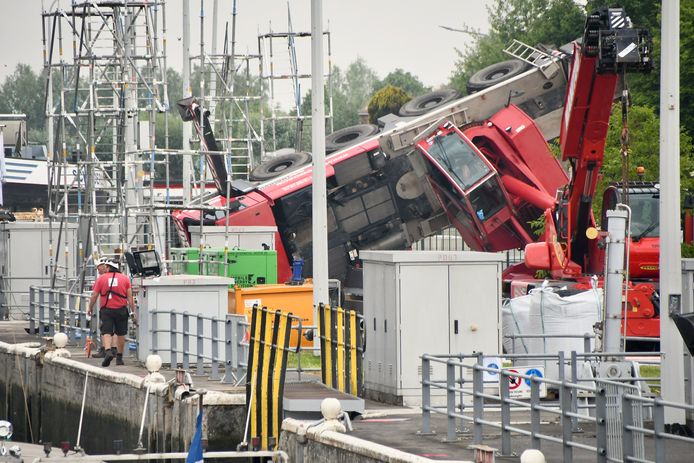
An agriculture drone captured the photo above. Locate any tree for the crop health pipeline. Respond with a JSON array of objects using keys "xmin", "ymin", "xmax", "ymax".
[
  {"xmin": 0, "ymin": 64, "xmax": 46, "ymax": 140},
  {"xmin": 449, "ymin": 0, "xmax": 584, "ymax": 94},
  {"xmin": 374, "ymin": 69, "xmax": 430, "ymax": 97},
  {"xmin": 367, "ymin": 85, "xmax": 411, "ymax": 124},
  {"xmin": 595, "ymin": 103, "xmax": 694, "ymax": 222}
]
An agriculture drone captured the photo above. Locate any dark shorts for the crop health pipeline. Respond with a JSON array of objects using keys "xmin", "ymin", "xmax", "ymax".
[{"xmin": 100, "ymin": 307, "xmax": 129, "ymax": 336}]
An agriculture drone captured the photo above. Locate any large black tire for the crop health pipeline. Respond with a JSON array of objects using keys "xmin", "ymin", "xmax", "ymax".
[
  {"xmin": 325, "ymin": 124, "xmax": 380, "ymax": 154},
  {"xmin": 466, "ymin": 59, "xmax": 529, "ymax": 94},
  {"xmin": 398, "ymin": 89, "xmax": 462, "ymax": 117},
  {"xmin": 249, "ymin": 151, "xmax": 311, "ymax": 181}
]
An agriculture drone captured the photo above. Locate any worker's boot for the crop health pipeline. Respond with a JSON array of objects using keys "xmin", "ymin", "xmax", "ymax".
[
  {"xmin": 102, "ymin": 347, "xmax": 117, "ymax": 367},
  {"xmin": 116, "ymin": 353, "xmax": 124, "ymax": 366},
  {"xmin": 92, "ymin": 346, "xmax": 106, "ymax": 358}
]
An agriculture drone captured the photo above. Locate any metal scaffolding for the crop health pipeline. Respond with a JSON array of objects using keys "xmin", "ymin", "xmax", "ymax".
[
  {"xmin": 40, "ymin": 0, "xmax": 334, "ymax": 292},
  {"xmin": 257, "ymin": 22, "xmax": 334, "ymax": 154},
  {"xmin": 42, "ymin": 0, "xmax": 170, "ymax": 290}
]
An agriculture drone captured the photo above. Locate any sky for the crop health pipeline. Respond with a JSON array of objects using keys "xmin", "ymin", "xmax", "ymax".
[{"xmin": 0, "ymin": 0, "xmax": 491, "ymax": 91}]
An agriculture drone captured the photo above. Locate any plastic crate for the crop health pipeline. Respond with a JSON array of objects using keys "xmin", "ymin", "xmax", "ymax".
[{"xmin": 201, "ymin": 248, "xmax": 277, "ymax": 287}]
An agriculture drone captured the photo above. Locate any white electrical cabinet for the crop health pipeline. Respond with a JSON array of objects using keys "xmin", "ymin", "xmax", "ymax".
[
  {"xmin": 0, "ymin": 222, "xmax": 78, "ymax": 319},
  {"xmin": 361, "ymin": 250, "xmax": 503, "ymax": 406},
  {"xmin": 137, "ymin": 275, "xmax": 234, "ymax": 363},
  {"xmin": 190, "ymin": 226, "xmax": 277, "ymax": 250}
]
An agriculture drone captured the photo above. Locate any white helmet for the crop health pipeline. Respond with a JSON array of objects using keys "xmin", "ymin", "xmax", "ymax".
[{"xmin": 96, "ymin": 257, "xmax": 119, "ymax": 270}]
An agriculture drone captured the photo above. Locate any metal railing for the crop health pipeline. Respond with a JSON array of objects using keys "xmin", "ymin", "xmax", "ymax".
[
  {"xmin": 419, "ymin": 351, "xmax": 681, "ymax": 462},
  {"xmin": 145, "ymin": 308, "xmax": 319, "ymax": 385},
  {"xmin": 28, "ymin": 286, "xmax": 94, "ymax": 345}
]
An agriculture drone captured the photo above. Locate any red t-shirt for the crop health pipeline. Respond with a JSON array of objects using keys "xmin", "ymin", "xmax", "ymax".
[{"xmin": 93, "ymin": 272, "xmax": 131, "ymax": 309}]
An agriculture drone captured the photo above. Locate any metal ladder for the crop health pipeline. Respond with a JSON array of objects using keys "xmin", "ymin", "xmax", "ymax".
[{"xmin": 504, "ymin": 39, "xmax": 559, "ymax": 77}]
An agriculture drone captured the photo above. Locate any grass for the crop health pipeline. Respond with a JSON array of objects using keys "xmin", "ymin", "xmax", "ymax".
[
  {"xmin": 286, "ymin": 351, "xmax": 322, "ymax": 370},
  {"xmin": 640, "ymin": 365, "xmax": 661, "ymax": 395}
]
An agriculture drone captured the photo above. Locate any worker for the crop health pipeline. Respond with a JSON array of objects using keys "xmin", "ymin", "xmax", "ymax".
[
  {"xmin": 87, "ymin": 258, "xmax": 136, "ymax": 367},
  {"xmin": 90, "ymin": 260, "xmax": 109, "ymax": 359}
]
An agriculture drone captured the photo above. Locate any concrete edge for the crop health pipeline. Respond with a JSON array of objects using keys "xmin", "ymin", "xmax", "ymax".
[
  {"xmin": 0, "ymin": 340, "xmax": 246, "ymax": 403},
  {"xmin": 281, "ymin": 418, "xmax": 472, "ymax": 463}
]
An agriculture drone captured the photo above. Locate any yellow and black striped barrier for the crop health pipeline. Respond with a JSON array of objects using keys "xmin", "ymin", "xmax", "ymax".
[
  {"xmin": 246, "ymin": 304, "xmax": 299, "ymax": 450},
  {"xmin": 318, "ymin": 303, "xmax": 364, "ymax": 396}
]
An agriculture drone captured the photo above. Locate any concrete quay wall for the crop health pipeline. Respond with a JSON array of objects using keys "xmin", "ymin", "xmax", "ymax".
[{"xmin": 0, "ymin": 341, "xmax": 245, "ymax": 453}]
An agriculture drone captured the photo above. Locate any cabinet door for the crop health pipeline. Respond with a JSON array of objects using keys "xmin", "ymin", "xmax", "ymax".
[
  {"xmin": 398, "ymin": 264, "xmax": 450, "ymax": 392},
  {"xmin": 449, "ymin": 264, "xmax": 500, "ymax": 356},
  {"xmin": 363, "ymin": 262, "xmax": 387, "ymax": 391}
]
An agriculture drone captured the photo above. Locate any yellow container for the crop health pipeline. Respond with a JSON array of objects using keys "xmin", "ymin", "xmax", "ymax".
[{"xmin": 229, "ymin": 281, "xmax": 314, "ymax": 347}]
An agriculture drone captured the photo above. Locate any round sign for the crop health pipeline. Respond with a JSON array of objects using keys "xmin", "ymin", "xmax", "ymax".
[
  {"xmin": 486, "ymin": 362, "xmax": 499, "ymax": 376},
  {"xmin": 524, "ymin": 368, "xmax": 543, "ymax": 387},
  {"xmin": 507, "ymin": 369, "xmax": 522, "ymax": 390}
]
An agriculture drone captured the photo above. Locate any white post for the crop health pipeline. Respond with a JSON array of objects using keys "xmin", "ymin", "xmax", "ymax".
[
  {"xmin": 311, "ymin": 0, "xmax": 329, "ymax": 329},
  {"xmin": 604, "ymin": 210, "xmax": 627, "ymax": 353},
  {"xmin": 182, "ymin": 0, "xmax": 193, "ymax": 204},
  {"xmin": 659, "ymin": 0, "xmax": 685, "ymax": 423}
]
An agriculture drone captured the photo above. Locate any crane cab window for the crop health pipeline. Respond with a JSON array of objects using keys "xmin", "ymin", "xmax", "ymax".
[{"xmin": 427, "ymin": 132, "xmax": 491, "ymax": 191}]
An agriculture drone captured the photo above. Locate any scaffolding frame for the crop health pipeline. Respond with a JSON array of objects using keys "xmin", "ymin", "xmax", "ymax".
[{"xmin": 42, "ymin": 0, "xmax": 171, "ymax": 290}]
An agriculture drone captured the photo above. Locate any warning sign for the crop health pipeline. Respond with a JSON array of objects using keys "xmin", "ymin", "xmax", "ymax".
[{"xmin": 501, "ymin": 366, "xmax": 547, "ymax": 399}]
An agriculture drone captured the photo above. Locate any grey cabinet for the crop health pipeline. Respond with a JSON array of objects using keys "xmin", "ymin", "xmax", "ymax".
[
  {"xmin": 361, "ymin": 250, "xmax": 502, "ymax": 406},
  {"xmin": 0, "ymin": 222, "xmax": 77, "ymax": 319}
]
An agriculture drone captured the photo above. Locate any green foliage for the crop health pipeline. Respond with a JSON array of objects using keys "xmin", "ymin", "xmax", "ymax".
[
  {"xmin": 0, "ymin": 64, "xmax": 46, "ymax": 138},
  {"xmin": 449, "ymin": 0, "xmax": 585, "ymax": 94},
  {"xmin": 374, "ymin": 69, "xmax": 430, "ymax": 97},
  {"xmin": 367, "ymin": 85, "xmax": 411, "ymax": 125},
  {"xmin": 594, "ymin": 103, "xmax": 694, "ymax": 225},
  {"xmin": 682, "ymin": 243, "xmax": 694, "ymax": 258}
]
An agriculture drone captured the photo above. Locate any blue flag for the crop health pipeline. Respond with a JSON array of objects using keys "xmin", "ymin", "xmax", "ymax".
[{"xmin": 186, "ymin": 409, "xmax": 204, "ymax": 463}]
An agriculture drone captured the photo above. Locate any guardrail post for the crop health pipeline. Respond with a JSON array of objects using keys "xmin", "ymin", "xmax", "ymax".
[
  {"xmin": 595, "ymin": 386, "xmax": 607, "ymax": 463},
  {"xmin": 48, "ymin": 290, "xmax": 55, "ymax": 337},
  {"xmin": 530, "ymin": 378, "xmax": 541, "ymax": 450},
  {"xmin": 421, "ymin": 356, "xmax": 432, "ymax": 435},
  {"xmin": 151, "ymin": 310, "xmax": 158, "ymax": 354},
  {"xmin": 38, "ymin": 289, "xmax": 46, "ymax": 335},
  {"xmin": 210, "ymin": 318, "xmax": 220, "ymax": 381},
  {"xmin": 500, "ymin": 366, "xmax": 512, "ymax": 455},
  {"xmin": 473, "ymin": 354, "xmax": 484, "ymax": 445},
  {"xmin": 170, "ymin": 311, "xmax": 178, "ymax": 368},
  {"xmin": 237, "ymin": 316, "xmax": 248, "ymax": 378},
  {"xmin": 78, "ymin": 293, "xmax": 86, "ymax": 346},
  {"xmin": 59, "ymin": 291, "xmax": 67, "ymax": 337},
  {"xmin": 182, "ymin": 312, "xmax": 190, "ymax": 370},
  {"xmin": 653, "ymin": 398, "xmax": 665, "ymax": 463},
  {"xmin": 224, "ymin": 316, "xmax": 233, "ymax": 384},
  {"xmin": 622, "ymin": 394, "xmax": 634, "ymax": 460},
  {"xmin": 446, "ymin": 359, "xmax": 457, "ymax": 442},
  {"xmin": 561, "ymin": 379, "xmax": 573, "ymax": 463},
  {"xmin": 570, "ymin": 351, "xmax": 580, "ymax": 432},
  {"xmin": 29, "ymin": 287, "xmax": 36, "ymax": 334},
  {"xmin": 196, "ymin": 314, "xmax": 204, "ymax": 376}
]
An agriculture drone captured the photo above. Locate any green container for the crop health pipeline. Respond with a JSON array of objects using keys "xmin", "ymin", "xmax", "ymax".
[
  {"xmin": 170, "ymin": 248, "xmax": 203, "ymax": 275},
  {"xmin": 201, "ymin": 248, "xmax": 277, "ymax": 287}
]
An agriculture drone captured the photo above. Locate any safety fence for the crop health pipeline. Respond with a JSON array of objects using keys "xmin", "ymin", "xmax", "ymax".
[
  {"xmin": 29, "ymin": 286, "xmax": 99, "ymax": 346},
  {"xmin": 419, "ymin": 351, "xmax": 682, "ymax": 463},
  {"xmin": 246, "ymin": 305, "xmax": 300, "ymax": 451},
  {"xmin": 317, "ymin": 303, "xmax": 365, "ymax": 396}
]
